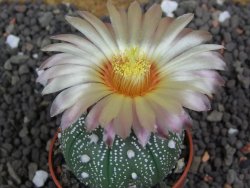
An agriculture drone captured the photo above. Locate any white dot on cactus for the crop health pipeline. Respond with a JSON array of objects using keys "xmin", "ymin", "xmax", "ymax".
[
  {"xmin": 127, "ymin": 150, "xmax": 135, "ymax": 159},
  {"xmin": 168, "ymin": 140, "xmax": 176, "ymax": 149},
  {"xmin": 131, "ymin": 172, "xmax": 138, "ymax": 180},
  {"xmin": 80, "ymin": 154, "xmax": 90, "ymax": 163},
  {"xmin": 89, "ymin": 133, "xmax": 99, "ymax": 144},
  {"xmin": 57, "ymin": 133, "xmax": 61, "ymax": 139},
  {"xmin": 81, "ymin": 172, "xmax": 89, "ymax": 179}
]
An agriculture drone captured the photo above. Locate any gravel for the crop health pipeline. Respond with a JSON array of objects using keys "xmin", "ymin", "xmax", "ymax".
[{"xmin": 0, "ymin": 0, "xmax": 250, "ymax": 187}]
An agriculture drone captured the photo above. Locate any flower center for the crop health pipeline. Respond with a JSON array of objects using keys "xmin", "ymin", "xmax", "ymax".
[{"xmin": 100, "ymin": 47, "xmax": 160, "ymax": 97}]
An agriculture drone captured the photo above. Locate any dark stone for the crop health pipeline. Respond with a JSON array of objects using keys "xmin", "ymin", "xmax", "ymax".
[
  {"xmin": 31, "ymin": 148, "xmax": 40, "ymax": 162},
  {"xmin": 18, "ymin": 64, "xmax": 30, "ymax": 75},
  {"xmin": 38, "ymin": 12, "xmax": 53, "ymax": 27}
]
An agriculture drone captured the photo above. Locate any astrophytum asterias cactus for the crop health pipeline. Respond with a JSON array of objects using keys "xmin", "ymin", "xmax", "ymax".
[
  {"xmin": 38, "ymin": 0, "xmax": 226, "ymax": 187},
  {"xmin": 61, "ymin": 117, "xmax": 184, "ymax": 188}
]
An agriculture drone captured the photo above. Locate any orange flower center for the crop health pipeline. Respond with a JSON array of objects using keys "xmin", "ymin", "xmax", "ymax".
[{"xmin": 100, "ymin": 47, "xmax": 160, "ymax": 97}]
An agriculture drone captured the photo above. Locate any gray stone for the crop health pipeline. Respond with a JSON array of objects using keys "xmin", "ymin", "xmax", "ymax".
[
  {"xmin": 18, "ymin": 64, "xmax": 29, "ymax": 75},
  {"xmin": 5, "ymin": 24, "xmax": 14, "ymax": 34},
  {"xmin": 226, "ymin": 42, "xmax": 236, "ymax": 52},
  {"xmin": 224, "ymin": 144, "xmax": 236, "ymax": 166},
  {"xmin": 7, "ymin": 162, "xmax": 21, "ymax": 184},
  {"xmin": 10, "ymin": 55, "xmax": 29, "ymax": 64},
  {"xmin": 39, "ymin": 12, "xmax": 53, "ymax": 27},
  {"xmin": 11, "ymin": 75, "xmax": 20, "ymax": 85},
  {"xmin": 179, "ymin": 0, "xmax": 197, "ymax": 11},
  {"xmin": 226, "ymin": 80, "xmax": 236, "ymax": 88},
  {"xmin": 239, "ymin": 51, "xmax": 248, "ymax": 62},
  {"xmin": 19, "ymin": 126, "xmax": 29, "ymax": 138},
  {"xmin": 226, "ymin": 169, "xmax": 237, "ymax": 184},
  {"xmin": 237, "ymin": 75, "xmax": 250, "ymax": 89},
  {"xmin": 190, "ymin": 156, "xmax": 201, "ymax": 173},
  {"xmin": 231, "ymin": 15, "xmax": 239, "ymax": 28},
  {"xmin": 4, "ymin": 60, "xmax": 12, "ymax": 70},
  {"xmin": 207, "ymin": 110, "xmax": 223, "ymax": 122},
  {"xmin": 28, "ymin": 163, "xmax": 38, "ymax": 181}
]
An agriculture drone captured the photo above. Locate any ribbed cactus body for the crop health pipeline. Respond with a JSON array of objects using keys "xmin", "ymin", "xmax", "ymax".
[{"xmin": 61, "ymin": 117, "xmax": 184, "ymax": 188}]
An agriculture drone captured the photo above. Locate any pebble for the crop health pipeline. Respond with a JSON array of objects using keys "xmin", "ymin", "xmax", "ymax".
[
  {"xmin": 4, "ymin": 60, "xmax": 12, "ymax": 70},
  {"xmin": 207, "ymin": 110, "xmax": 223, "ymax": 122},
  {"xmin": 216, "ymin": 0, "xmax": 225, "ymax": 5},
  {"xmin": 38, "ymin": 12, "xmax": 53, "ymax": 27},
  {"xmin": 190, "ymin": 156, "xmax": 201, "ymax": 173},
  {"xmin": 7, "ymin": 162, "xmax": 21, "ymax": 184},
  {"xmin": 202, "ymin": 151, "xmax": 210, "ymax": 163},
  {"xmin": 32, "ymin": 170, "xmax": 49, "ymax": 187},
  {"xmin": 228, "ymin": 128, "xmax": 239, "ymax": 135},
  {"xmin": 28, "ymin": 163, "xmax": 38, "ymax": 181},
  {"xmin": 226, "ymin": 169, "xmax": 237, "ymax": 184},
  {"xmin": 224, "ymin": 144, "xmax": 236, "ymax": 166},
  {"xmin": 18, "ymin": 65, "xmax": 30, "ymax": 75},
  {"xmin": 10, "ymin": 55, "xmax": 29, "ymax": 64},
  {"xmin": 219, "ymin": 11, "xmax": 231, "ymax": 23},
  {"xmin": 6, "ymin": 35, "xmax": 20, "ymax": 49},
  {"xmin": 174, "ymin": 158, "xmax": 185, "ymax": 173},
  {"xmin": 161, "ymin": 0, "xmax": 178, "ymax": 17},
  {"xmin": 19, "ymin": 126, "xmax": 29, "ymax": 138}
]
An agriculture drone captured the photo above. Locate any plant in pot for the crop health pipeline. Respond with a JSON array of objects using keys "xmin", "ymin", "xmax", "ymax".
[{"xmin": 37, "ymin": 1, "xmax": 225, "ymax": 187}]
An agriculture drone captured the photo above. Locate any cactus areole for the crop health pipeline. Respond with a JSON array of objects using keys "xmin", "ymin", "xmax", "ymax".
[{"xmin": 61, "ymin": 116, "xmax": 184, "ymax": 188}]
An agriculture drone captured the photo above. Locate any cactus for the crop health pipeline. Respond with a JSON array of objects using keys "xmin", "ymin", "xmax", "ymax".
[{"xmin": 61, "ymin": 116, "xmax": 184, "ymax": 188}]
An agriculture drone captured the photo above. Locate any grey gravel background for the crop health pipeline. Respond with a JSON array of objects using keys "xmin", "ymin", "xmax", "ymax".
[{"xmin": 0, "ymin": 0, "xmax": 250, "ymax": 187}]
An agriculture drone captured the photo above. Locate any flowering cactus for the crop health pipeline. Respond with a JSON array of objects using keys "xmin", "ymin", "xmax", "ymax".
[{"xmin": 38, "ymin": 1, "xmax": 225, "ymax": 187}]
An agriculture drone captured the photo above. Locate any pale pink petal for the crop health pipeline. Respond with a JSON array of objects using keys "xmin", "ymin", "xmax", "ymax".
[
  {"xmin": 157, "ymin": 79, "xmax": 206, "ymax": 97},
  {"xmin": 42, "ymin": 43, "xmax": 89, "ymax": 59},
  {"xmin": 163, "ymin": 44, "xmax": 224, "ymax": 67},
  {"xmin": 98, "ymin": 94, "xmax": 124, "ymax": 127},
  {"xmin": 85, "ymin": 96, "xmax": 110, "ymax": 131},
  {"xmin": 152, "ymin": 102, "xmax": 191, "ymax": 134},
  {"xmin": 151, "ymin": 13, "xmax": 194, "ymax": 57},
  {"xmin": 152, "ymin": 17, "xmax": 173, "ymax": 44},
  {"xmin": 42, "ymin": 72, "xmax": 102, "ymax": 94},
  {"xmin": 132, "ymin": 105, "xmax": 151, "ymax": 147},
  {"xmin": 50, "ymin": 83, "xmax": 108, "ymax": 117},
  {"xmin": 50, "ymin": 34, "xmax": 106, "ymax": 61},
  {"xmin": 65, "ymin": 16, "xmax": 113, "ymax": 57},
  {"xmin": 159, "ymin": 30, "xmax": 212, "ymax": 64},
  {"xmin": 37, "ymin": 65, "xmax": 94, "ymax": 85},
  {"xmin": 141, "ymin": 4, "xmax": 162, "ymax": 51},
  {"xmin": 107, "ymin": 1, "xmax": 128, "ymax": 50},
  {"xmin": 77, "ymin": 11, "xmax": 118, "ymax": 53},
  {"xmin": 160, "ymin": 51, "xmax": 226, "ymax": 77},
  {"xmin": 60, "ymin": 91, "xmax": 111, "ymax": 130},
  {"xmin": 134, "ymin": 97, "xmax": 156, "ymax": 131},
  {"xmin": 128, "ymin": 1, "xmax": 142, "ymax": 45},
  {"xmin": 145, "ymin": 91, "xmax": 182, "ymax": 114},
  {"xmin": 60, "ymin": 102, "xmax": 83, "ymax": 130},
  {"xmin": 103, "ymin": 121, "xmax": 116, "ymax": 147},
  {"xmin": 162, "ymin": 70, "xmax": 224, "ymax": 84},
  {"xmin": 39, "ymin": 55, "xmax": 96, "ymax": 70},
  {"xmin": 193, "ymin": 70, "xmax": 225, "ymax": 85},
  {"xmin": 39, "ymin": 53, "xmax": 74, "ymax": 70},
  {"xmin": 113, "ymin": 97, "xmax": 133, "ymax": 139}
]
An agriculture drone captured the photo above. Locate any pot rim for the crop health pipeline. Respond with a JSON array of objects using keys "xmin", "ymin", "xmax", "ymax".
[{"xmin": 49, "ymin": 129, "xmax": 193, "ymax": 188}]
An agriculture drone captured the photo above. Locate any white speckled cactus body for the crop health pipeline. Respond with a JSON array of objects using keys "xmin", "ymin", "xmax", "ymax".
[{"xmin": 61, "ymin": 117, "xmax": 184, "ymax": 188}]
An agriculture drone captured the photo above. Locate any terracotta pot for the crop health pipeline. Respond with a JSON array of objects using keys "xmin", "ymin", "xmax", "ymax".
[{"xmin": 49, "ymin": 129, "xmax": 193, "ymax": 188}]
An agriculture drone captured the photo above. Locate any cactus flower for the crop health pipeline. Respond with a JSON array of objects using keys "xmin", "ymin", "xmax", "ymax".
[{"xmin": 38, "ymin": 1, "xmax": 225, "ymax": 147}]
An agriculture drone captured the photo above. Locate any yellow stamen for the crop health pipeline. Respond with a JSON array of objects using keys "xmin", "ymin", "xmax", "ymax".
[{"xmin": 100, "ymin": 47, "xmax": 159, "ymax": 97}]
